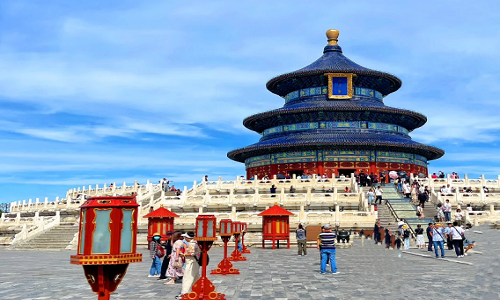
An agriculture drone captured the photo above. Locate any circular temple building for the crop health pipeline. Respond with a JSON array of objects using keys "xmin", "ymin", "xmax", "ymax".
[{"xmin": 228, "ymin": 29, "xmax": 444, "ymax": 179}]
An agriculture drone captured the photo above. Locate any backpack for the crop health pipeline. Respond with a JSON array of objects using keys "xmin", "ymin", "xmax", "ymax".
[
  {"xmin": 156, "ymin": 244, "xmax": 166, "ymax": 258},
  {"xmin": 403, "ymin": 230, "xmax": 410, "ymax": 239}
]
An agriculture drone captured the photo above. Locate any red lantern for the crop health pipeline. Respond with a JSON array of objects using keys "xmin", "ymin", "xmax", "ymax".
[
  {"xmin": 219, "ymin": 219, "xmax": 233, "ymax": 237},
  {"xmin": 181, "ymin": 215, "xmax": 225, "ymax": 300},
  {"xmin": 240, "ymin": 222, "xmax": 251, "ymax": 254},
  {"xmin": 211, "ymin": 219, "xmax": 239, "ymax": 275},
  {"xmin": 228, "ymin": 221, "xmax": 246, "ymax": 261},
  {"xmin": 70, "ymin": 196, "xmax": 142, "ymax": 300}
]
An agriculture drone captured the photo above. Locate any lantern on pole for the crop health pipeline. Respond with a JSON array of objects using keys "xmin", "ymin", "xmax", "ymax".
[
  {"xmin": 228, "ymin": 221, "xmax": 246, "ymax": 261},
  {"xmin": 181, "ymin": 215, "xmax": 225, "ymax": 300},
  {"xmin": 240, "ymin": 222, "xmax": 251, "ymax": 254},
  {"xmin": 70, "ymin": 196, "xmax": 142, "ymax": 300},
  {"xmin": 211, "ymin": 219, "xmax": 239, "ymax": 275}
]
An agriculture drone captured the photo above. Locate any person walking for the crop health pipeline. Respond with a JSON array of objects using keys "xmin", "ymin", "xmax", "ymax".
[
  {"xmin": 177, "ymin": 232, "xmax": 201, "ymax": 299},
  {"xmin": 296, "ymin": 224, "xmax": 307, "ymax": 256},
  {"xmin": 384, "ymin": 228, "xmax": 392, "ymax": 249},
  {"xmin": 373, "ymin": 220, "xmax": 381, "ymax": 244},
  {"xmin": 454, "ymin": 209, "xmax": 464, "ymax": 226},
  {"xmin": 415, "ymin": 224, "xmax": 425, "ymax": 249},
  {"xmin": 443, "ymin": 199, "xmax": 452, "ymax": 221},
  {"xmin": 317, "ymin": 224, "xmax": 338, "ymax": 274},
  {"xmin": 165, "ymin": 232, "xmax": 185, "ymax": 285},
  {"xmin": 418, "ymin": 191, "xmax": 427, "ymax": 209},
  {"xmin": 451, "ymin": 221, "xmax": 465, "ymax": 258},
  {"xmin": 367, "ymin": 188, "xmax": 374, "ymax": 206},
  {"xmin": 417, "ymin": 203, "xmax": 425, "ymax": 220},
  {"xmin": 403, "ymin": 183, "xmax": 411, "ymax": 198},
  {"xmin": 375, "ymin": 186, "xmax": 383, "ymax": 204},
  {"xmin": 431, "ymin": 223, "xmax": 446, "ymax": 258},
  {"xmin": 426, "ymin": 223, "xmax": 434, "ymax": 252},
  {"xmin": 444, "ymin": 223, "xmax": 454, "ymax": 250},
  {"xmin": 437, "ymin": 203, "xmax": 445, "ymax": 222},
  {"xmin": 402, "ymin": 225, "xmax": 411, "ymax": 250},
  {"xmin": 148, "ymin": 233, "xmax": 163, "ymax": 277},
  {"xmin": 158, "ymin": 231, "xmax": 174, "ymax": 281}
]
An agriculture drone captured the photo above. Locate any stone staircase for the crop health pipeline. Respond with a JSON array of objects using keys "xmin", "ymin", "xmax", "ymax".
[
  {"xmin": 11, "ymin": 223, "xmax": 78, "ymax": 250},
  {"xmin": 382, "ymin": 186, "xmax": 434, "ymax": 234},
  {"xmin": 361, "ymin": 187, "xmax": 399, "ymax": 233}
]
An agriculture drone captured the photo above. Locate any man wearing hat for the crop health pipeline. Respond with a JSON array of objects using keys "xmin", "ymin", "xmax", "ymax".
[
  {"xmin": 177, "ymin": 232, "xmax": 201, "ymax": 300},
  {"xmin": 148, "ymin": 232, "xmax": 163, "ymax": 277},
  {"xmin": 317, "ymin": 224, "xmax": 338, "ymax": 274},
  {"xmin": 158, "ymin": 231, "xmax": 174, "ymax": 281}
]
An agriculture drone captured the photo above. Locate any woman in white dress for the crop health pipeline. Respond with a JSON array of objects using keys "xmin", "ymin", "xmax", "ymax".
[{"xmin": 415, "ymin": 224, "xmax": 425, "ymax": 249}]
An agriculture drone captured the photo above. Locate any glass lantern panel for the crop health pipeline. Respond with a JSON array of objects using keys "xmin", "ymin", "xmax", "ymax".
[
  {"xmin": 92, "ymin": 209, "xmax": 112, "ymax": 254},
  {"xmin": 79, "ymin": 210, "xmax": 86, "ymax": 254},
  {"xmin": 120, "ymin": 209, "xmax": 133, "ymax": 253},
  {"xmin": 197, "ymin": 220, "xmax": 204, "ymax": 237},
  {"xmin": 207, "ymin": 220, "xmax": 214, "ymax": 237}
]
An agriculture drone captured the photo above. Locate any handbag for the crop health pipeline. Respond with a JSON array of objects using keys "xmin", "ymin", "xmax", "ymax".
[
  {"xmin": 173, "ymin": 257, "xmax": 184, "ymax": 268},
  {"xmin": 416, "ymin": 212, "xmax": 421, "ymax": 216}
]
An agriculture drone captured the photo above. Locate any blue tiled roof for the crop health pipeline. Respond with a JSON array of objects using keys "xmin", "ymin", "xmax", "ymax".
[
  {"xmin": 243, "ymin": 102, "xmax": 427, "ymax": 133},
  {"xmin": 266, "ymin": 45, "xmax": 402, "ymax": 97},
  {"xmin": 227, "ymin": 131, "xmax": 444, "ymax": 163}
]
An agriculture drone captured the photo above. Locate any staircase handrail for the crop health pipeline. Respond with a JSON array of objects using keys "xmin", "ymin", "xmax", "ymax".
[{"xmin": 384, "ymin": 199, "xmax": 416, "ymax": 239}]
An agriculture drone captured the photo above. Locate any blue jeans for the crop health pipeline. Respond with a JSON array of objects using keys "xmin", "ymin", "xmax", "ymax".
[
  {"xmin": 404, "ymin": 237, "xmax": 410, "ymax": 249},
  {"xmin": 445, "ymin": 212, "xmax": 451, "ymax": 221},
  {"xmin": 238, "ymin": 240, "xmax": 243, "ymax": 252},
  {"xmin": 320, "ymin": 249, "xmax": 337, "ymax": 273},
  {"xmin": 433, "ymin": 241, "xmax": 445, "ymax": 257},
  {"xmin": 150, "ymin": 256, "xmax": 162, "ymax": 275}
]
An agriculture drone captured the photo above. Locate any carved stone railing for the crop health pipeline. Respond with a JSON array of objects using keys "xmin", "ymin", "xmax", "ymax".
[
  {"xmin": 10, "ymin": 181, "xmax": 162, "ymax": 213},
  {"xmin": 9, "ymin": 212, "xmax": 61, "ymax": 245},
  {"xmin": 411, "ymin": 174, "xmax": 500, "ymax": 190}
]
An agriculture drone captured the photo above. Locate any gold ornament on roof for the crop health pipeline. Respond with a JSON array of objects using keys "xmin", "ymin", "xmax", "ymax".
[{"xmin": 326, "ymin": 29, "xmax": 340, "ymax": 46}]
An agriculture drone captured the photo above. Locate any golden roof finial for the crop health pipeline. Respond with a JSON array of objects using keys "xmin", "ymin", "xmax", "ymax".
[
  {"xmin": 326, "ymin": 29, "xmax": 340, "ymax": 46},
  {"xmin": 160, "ymin": 204, "xmax": 164, "ymax": 208}
]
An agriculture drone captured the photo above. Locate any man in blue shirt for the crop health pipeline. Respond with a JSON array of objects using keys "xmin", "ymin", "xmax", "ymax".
[
  {"xmin": 317, "ymin": 224, "xmax": 338, "ymax": 274},
  {"xmin": 431, "ymin": 223, "xmax": 446, "ymax": 258}
]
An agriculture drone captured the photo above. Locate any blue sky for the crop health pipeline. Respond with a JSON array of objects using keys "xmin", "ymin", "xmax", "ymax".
[{"xmin": 1, "ymin": 1, "xmax": 500, "ymax": 205}]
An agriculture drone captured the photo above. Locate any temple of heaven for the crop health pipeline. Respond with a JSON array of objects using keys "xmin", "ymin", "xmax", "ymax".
[{"xmin": 227, "ymin": 29, "xmax": 444, "ymax": 179}]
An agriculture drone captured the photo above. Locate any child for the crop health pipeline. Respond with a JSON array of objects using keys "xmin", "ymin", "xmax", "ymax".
[
  {"xmin": 395, "ymin": 233, "xmax": 402, "ymax": 250},
  {"xmin": 384, "ymin": 229, "xmax": 392, "ymax": 249}
]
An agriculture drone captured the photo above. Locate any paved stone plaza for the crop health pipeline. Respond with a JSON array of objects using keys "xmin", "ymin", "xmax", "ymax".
[{"xmin": 0, "ymin": 225, "xmax": 498, "ymax": 300}]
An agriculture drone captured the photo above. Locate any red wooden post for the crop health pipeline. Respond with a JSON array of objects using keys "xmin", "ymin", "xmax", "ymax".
[
  {"xmin": 181, "ymin": 215, "xmax": 225, "ymax": 300},
  {"xmin": 228, "ymin": 221, "xmax": 246, "ymax": 261},
  {"xmin": 241, "ymin": 222, "xmax": 251, "ymax": 254},
  {"xmin": 211, "ymin": 219, "xmax": 239, "ymax": 275}
]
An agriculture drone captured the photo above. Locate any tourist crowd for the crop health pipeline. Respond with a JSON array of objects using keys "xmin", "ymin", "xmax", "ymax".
[{"xmin": 148, "ymin": 231, "xmax": 204, "ymax": 300}]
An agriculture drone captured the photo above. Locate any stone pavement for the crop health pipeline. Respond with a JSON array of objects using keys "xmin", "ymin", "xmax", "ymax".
[{"xmin": 0, "ymin": 225, "xmax": 498, "ymax": 300}]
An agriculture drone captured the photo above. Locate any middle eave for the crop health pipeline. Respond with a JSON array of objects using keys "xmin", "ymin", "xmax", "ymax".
[{"xmin": 243, "ymin": 102, "xmax": 427, "ymax": 133}]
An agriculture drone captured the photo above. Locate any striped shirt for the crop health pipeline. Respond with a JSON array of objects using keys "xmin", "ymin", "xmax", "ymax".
[{"xmin": 319, "ymin": 232, "xmax": 336, "ymax": 249}]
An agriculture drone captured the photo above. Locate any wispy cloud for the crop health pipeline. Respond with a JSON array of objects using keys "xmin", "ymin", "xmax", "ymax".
[{"xmin": 0, "ymin": 0, "xmax": 499, "ymax": 203}]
